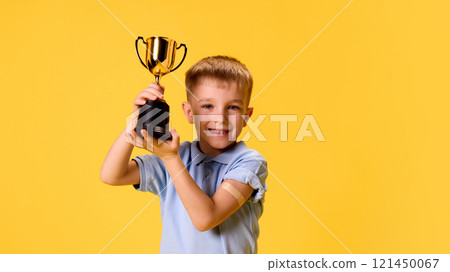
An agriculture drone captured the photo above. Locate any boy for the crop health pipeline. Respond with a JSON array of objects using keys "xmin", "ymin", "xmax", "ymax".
[{"xmin": 100, "ymin": 56, "xmax": 268, "ymax": 253}]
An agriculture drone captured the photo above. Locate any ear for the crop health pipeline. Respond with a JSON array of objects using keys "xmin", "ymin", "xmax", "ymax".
[
  {"xmin": 182, "ymin": 102, "xmax": 194, "ymax": 124},
  {"xmin": 242, "ymin": 106, "xmax": 254, "ymax": 127}
]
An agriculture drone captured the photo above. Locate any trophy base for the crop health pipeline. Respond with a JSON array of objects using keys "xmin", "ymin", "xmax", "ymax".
[{"xmin": 135, "ymin": 100, "xmax": 172, "ymax": 141}]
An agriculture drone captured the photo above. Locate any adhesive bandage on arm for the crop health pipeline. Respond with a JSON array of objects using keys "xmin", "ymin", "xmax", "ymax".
[{"xmin": 221, "ymin": 182, "xmax": 246, "ymax": 206}]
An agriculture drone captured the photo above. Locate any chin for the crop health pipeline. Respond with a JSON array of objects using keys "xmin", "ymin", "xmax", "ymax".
[{"xmin": 201, "ymin": 133, "xmax": 237, "ymax": 151}]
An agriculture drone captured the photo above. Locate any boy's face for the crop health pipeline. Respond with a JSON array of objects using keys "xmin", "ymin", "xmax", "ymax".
[{"xmin": 182, "ymin": 77, "xmax": 253, "ymax": 155}]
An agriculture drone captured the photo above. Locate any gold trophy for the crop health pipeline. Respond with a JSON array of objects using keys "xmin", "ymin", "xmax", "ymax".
[{"xmin": 134, "ymin": 36, "xmax": 187, "ymax": 140}]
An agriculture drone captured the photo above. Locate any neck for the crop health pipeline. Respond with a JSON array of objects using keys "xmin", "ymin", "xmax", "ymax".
[{"xmin": 198, "ymin": 141, "xmax": 237, "ymax": 156}]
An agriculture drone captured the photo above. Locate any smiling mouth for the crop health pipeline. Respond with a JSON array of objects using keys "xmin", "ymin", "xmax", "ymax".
[{"xmin": 206, "ymin": 128, "xmax": 230, "ymax": 135}]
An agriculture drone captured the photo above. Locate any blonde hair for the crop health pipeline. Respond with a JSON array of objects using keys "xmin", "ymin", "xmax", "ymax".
[{"xmin": 185, "ymin": 55, "xmax": 253, "ymax": 105}]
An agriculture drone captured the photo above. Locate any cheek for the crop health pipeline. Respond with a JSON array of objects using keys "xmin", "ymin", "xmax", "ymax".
[
  {"xmin": 199, "ymin": 121, "xmax": 210, "ymax": 130},
  {"xmin": 228, "ymin": 114, "xmax": 244, "ymax": 129}
]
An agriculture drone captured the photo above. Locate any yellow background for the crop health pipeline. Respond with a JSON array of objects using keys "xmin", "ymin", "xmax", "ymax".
[{"xmin": 1, "ymin": 0, "xmax": 449, "ymax": 253}]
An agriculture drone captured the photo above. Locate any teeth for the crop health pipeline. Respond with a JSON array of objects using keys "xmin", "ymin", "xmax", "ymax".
[{"xmin": 208, "ymin": 129, "xmax": 229, "ymax": 134}]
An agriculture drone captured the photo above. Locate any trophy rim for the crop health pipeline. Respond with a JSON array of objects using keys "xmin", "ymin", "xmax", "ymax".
[{"xmin": 147, "ymin": 36, "xmax": 172, "ymax": 41}]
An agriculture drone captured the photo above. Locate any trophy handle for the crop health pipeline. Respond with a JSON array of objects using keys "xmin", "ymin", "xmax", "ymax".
[
  {"xmin": 170, "ymin": 43, "xmax": 187, "ymax": 72},
  {"xmin": 135, "ymin": 36, "xmax": 148, "ymax": 69}
]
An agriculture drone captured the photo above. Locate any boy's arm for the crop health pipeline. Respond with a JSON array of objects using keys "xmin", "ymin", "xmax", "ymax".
[
  {"xmin": 100, "ymin": 128, "xmax": 140, "ymax": 186},
  {"xmin": 100, "ymin": 83, "xmax": 165, "ymax": 186},
  {"xmin": 164, "ymin": 155, "xmax": 254, "ymax": 232},
  {"xmin": 140, "ymin": 129, "xmax": 256, "ymax": 232}
]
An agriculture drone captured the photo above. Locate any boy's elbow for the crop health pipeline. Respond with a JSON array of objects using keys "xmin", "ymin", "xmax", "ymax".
[
  {"xmin": 194, "ymin": 223, "xmax": 211, "ymax": 232},
  {"xmin": 100, "ymin": 172, "xmax": 117, "ymax": 186},
  {"xmin": 193, "ymin": 216, "xmax": 216, "ymax": 232},
  {"xmin": 100, "ymin": 176, "xmax": 113, "ymax": 185},
  {"xmin": 100, "ymin": 163, "xmax": 118, "ymax": 185},
  {"xmin": 194, "ymin": 224, "xmax": 208, "ymax": 232},
  {"xmin": 100, "ymin": 168, "xmax": 110, "ymax": 184}
]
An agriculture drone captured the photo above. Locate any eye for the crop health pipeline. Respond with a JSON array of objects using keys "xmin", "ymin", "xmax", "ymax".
[
  {"xmin": 202, "ymin": 104, "xmax": 213, "ymax": 109},
  {"xmin": 228, "ymin": 105, "xmax": 240, "ymax": 110}
]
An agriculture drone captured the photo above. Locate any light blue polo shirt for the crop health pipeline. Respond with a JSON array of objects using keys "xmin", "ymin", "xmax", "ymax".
[{"xmin": 132, "ymin": 140, "xmax": 268, "ymax": 254}]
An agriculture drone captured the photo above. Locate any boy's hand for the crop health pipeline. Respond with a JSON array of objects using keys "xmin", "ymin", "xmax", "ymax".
[
  {"xmin": 125, "ymin": 83, "xmax": 166, "ymax": 148},
  {"xmin": 140, "ymin": 128, "xmax": 181, "ymax": 162},
  {"xmin": 132, "ymin": 83, "xmax": 165, "ymax": 111}
]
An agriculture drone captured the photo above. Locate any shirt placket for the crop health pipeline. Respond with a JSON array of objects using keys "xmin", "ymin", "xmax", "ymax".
[{"xmin": 202, "ymin": 161, "xmax": 214, "ymax": 197}]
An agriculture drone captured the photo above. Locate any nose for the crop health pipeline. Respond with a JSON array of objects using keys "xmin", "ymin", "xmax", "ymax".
[
  {"xmin": 212, "ymin": 107, "xmax": 228, "ymax": 121},
  {"xmin": 211, "ymin": 107, "xmax": 229, "ymax": 128}
]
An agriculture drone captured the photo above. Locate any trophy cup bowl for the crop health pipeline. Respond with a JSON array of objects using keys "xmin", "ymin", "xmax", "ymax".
[{"xmin": 134, "ymin": 36, "xmax": 187, "ymax": 140}]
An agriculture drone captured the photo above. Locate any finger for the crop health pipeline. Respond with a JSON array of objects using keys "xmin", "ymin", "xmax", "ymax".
[
  {"xmin": 171, "ymin": 128, "xmax": 180, "ymax": 143},
  {"xmin": 152, "ymin": 134, "xmax": 160, "ymax": 147},
  {"xmin": 134, "ymin": 97, "xmax": 148, "ymax": 107},
  {"xmin": 141, "ymin": 129, "xmax": 152, "ymax": 151},
  {"xmin": 141, "ymin": 129, "xmax": 147, "ymax": 146},
  {"xmin": 148, "ymin": 82, "xmax": 165, "ymax": 94},
  {"xmin": 133, "ymin": 88, "xmax": 164, "ymax": 105},
  {"xmin": 139, "ymin": 90, "xmax": 163, "ymax": 101},
  {"xmin": 143, "ymin": 88, "xmax": 164, "ymax": 96},
  {"xmin": 144, "ymin": 84, "xmax": 164, "ymax": 94}
]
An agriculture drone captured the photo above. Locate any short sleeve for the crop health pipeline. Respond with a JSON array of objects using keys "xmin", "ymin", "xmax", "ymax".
[
  {"xmin": 222, "ymin": 152, "xmax": 268, "ymax": 203},
  {"xmin": 131, "ymin": 154, "xmax": 167, "ymax": 196}
]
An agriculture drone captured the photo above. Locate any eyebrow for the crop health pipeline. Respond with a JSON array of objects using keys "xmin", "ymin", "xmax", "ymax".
[
  {"xmin": 229, "ymin": 99, "xmax": 244, "ymax": 105},
  {"xmin": 197, "ymin": 98, "xmax": 243, "ymax": 104}
]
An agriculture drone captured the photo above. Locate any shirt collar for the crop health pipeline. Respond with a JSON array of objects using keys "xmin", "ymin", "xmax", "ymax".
[{"xmin": 191, "ymin": 139, "xmax": 247, "ymax": 165}]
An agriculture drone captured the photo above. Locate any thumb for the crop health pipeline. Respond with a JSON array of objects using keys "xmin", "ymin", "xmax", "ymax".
[{"xmin": 171, "ymin": 128, "xmax": 180, "ymax": 142}]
